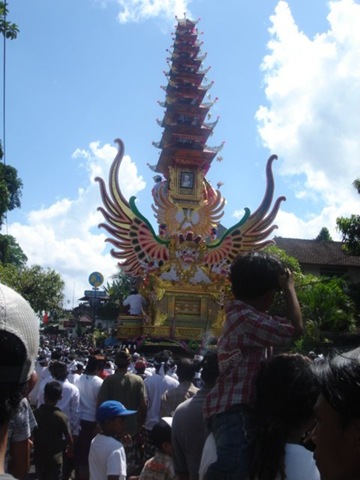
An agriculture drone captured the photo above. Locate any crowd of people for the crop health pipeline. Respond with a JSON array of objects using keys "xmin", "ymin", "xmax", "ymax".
[{"xmin": 1, "ymin": 251, "xmax": 360, "ymax": 480}]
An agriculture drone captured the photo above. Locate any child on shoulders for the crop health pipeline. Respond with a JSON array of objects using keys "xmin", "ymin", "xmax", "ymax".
[{"xmin": 204, "ymin": 251, "xmax": 303, "ymax": 480}]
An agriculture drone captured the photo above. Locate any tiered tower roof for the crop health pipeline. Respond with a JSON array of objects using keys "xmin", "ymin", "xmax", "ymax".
[{"xmin": 153, "ymin": 17, "xmax": 224, "ymax": 177}]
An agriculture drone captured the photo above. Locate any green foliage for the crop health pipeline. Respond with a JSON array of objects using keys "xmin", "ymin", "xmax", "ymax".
[
  {"xmin": 105, "ymin": 269, "xmax": 133, "ymax": 300},
  {"xmin": 265, "ymin": 245, "xmax": 302, "ymax": 274},
  {"xmin": 96, "ymin": 271, "xmax": 133, "ymax": 319},
  {"xmin": 336, "ymin": 214, "xmax": 360, "ymax": 255},
  {"xmin": 336, "ymin": 178, "xmax": 360, "ymax": 255},
  {"xmin": 297, "ymin": 275, "xmax": 356, "ymax": 333},
  {"xmin": 0, "ymin": 160, "xmax": 23, "ymax": 226},
  {"xmin": 292, "ymin": 335, "xmax": 318, "ymax": 355},
  {"xmin": 91, "ymin": 328, "xmax": 109, "ymax": 347},
  {"xmin": 0, "ymin": 234, "xmax": 27, "ymax": 267},
  {"xmin": 315, "ymin": 227, "xmax": 333, "ymax": 241},
  {"xmin": 266, "ymin": 245, "xmax": 356, "ymax": 343},
  {"xmin": 0, "ymin": 2, "xmax": 19, "ymax": 39},
  {"xmin": 97, "ymin": 302, "xmax": 120, "ymax": 320},
  {"xmin": 0, "ymin": 263, "xmax": 65, "ymax": 315}
]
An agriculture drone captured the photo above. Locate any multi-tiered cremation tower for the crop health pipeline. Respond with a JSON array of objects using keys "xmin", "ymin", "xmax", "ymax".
[{"xmin": 96, "ymin": 17, "xmax": 285, "ymax": 350}]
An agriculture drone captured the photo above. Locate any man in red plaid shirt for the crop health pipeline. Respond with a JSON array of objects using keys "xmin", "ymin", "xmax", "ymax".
[{"xmin": 203, "ymin": 251, "xmax": 303, "ymax": 480}]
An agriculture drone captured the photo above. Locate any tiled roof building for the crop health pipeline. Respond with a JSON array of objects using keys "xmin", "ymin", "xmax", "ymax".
[{"xmin": 274, "ymin": 237, "xmax": 360, "ymax": 282}]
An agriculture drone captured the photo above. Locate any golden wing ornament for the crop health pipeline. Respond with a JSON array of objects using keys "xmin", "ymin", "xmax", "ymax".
[
  {"xmin": 205, "ymin": 155, "xmax": 286, "ymax": 269},
  {"xmin": 95, "ymin": 139, "xmax": 169, "ymax": 276}
]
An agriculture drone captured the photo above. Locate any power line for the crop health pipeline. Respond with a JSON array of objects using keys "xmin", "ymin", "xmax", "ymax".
[
  {"xmin": 1, "ymin": 0, "xmax": 8, "ymax": 234},
  {"xmin": 2, "ymin": 0, "xmax": 7, "ymax": 167}
]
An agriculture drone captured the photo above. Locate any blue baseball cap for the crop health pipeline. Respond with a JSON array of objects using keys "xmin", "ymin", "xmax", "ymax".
[{"xmin": 96, "ymin": 401, "xmax": 136, "ymax": 423}]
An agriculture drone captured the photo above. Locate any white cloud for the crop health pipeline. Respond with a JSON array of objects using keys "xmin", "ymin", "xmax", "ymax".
[
  {"xmin": 115, "ymin": 0, "xmax": 193, "ymax": 24},
  {"xmin": 8, "ymin": 142, "xmax": 146, "ymax": 307},
  {"xmin": 256, "ymin": 0, "xmax": 360, "ymax": 237}
]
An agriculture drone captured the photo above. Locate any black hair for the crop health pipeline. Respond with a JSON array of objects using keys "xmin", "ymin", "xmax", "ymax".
[
  {"xmin": 176, "ymin": 358, "xmax": 196, "ymax": 382},
  {"xmin": 85, "ymin": 355, "xmax": 104, "ymax": 374},
  {"xmin": 51, "ymin": 350, "xmax": 63, "ymax": 360},
  {"xmin": 154, "ymin": 350, "xmax": 173, "ymax": 374},
  {"xmin": 0, "ymin": 331, "xmax": 28, "ymax": 425},
  {"xmin": 49, "ymin": 361, "xmax": 68, "ymax": 381},
  {"xmin": 200, "ymin": 350, "xmax": 219, "ymax": 385},
  {"xmin": 44, "ymin": 380, "xmax": 63, "ymax": 402},
  {"xmin": 150, "ymin": 419, "xmax": 172, "ymax": 450},
  {"xmin": 115, "ymin": 351, "xmax": 131, "ymax": 368},
  {"xmin": 250, "ymin": 353, "xmax": 320, "ymax": 480},
  {"xmin": 230, "ymin": 251, "xmax": 286, "ymax": 300},
  {"xmin": 315, "ymin": 348, "xmax": 360, "ymax": 427}
]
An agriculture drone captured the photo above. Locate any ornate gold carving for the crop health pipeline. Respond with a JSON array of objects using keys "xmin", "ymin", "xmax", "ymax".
[
  {"xmin": 154, "ymin": 311, "xmax": 168, "ymax": 326},
  {"xmin": 169, "ymin": 165, "xmax": 203, "ymax": 203},
  {"xmin": 174, "ymin": 327, "xmax": 203, "ymax": 339},
  {"xmin": 117, "ymin": 326, "xmax": 144, "ymax": 338}
]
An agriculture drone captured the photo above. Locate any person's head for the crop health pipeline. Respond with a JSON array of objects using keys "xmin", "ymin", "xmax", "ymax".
[
  {"xmin": 85, "ymin": 355, "xmax": 104, "ymax": 375},
  {"xmin": 75, "ymin": 362, "xmax": 85, "ymax": 374},
  {"xmin": 251, "ymin": 353, "xmax": 320, "ymax": 480},
  {"xmin": 230, "ymin": 251, "xmax": 286, "ymax": 301},
  {"xmin": 115, "ymin": 350, "xmax": 131, "ymax": 370},
  {"xmin": 50, "ymin": 350, "xmax": 63, "ymax": 361},
  {"xmin": 134, "ymin": 357, "xmax": 147, "ymax": 374},
  {"xmin": 154, "ymin": 350, "xmax": 173, "ymax": 375},
  {"xmin": 44, "ymin": 380, "xmax": 62, "ymax": 405},
  {"xmin": 130, "ymin": 288, "xmax": 138, "ymax": 295},
  {"xmin": 150, "ymin": 417, "xmax": 173, "ymax": 455},
  {"xmin": 38, "ymin": 354, "xmax": 48, "ymax": 367},
  {"xmin": 200, "ymin": 350, "xmax": 219, "ymax": 387},
  {"xmin": 49, "ymin": 360, "xmax": 68, "ymax": 381},
  {"xmin": 312, "ymin": 348, "xmax": 360, "ymax": 480},
  {"xmin": 176, "ymin": 358, "xmax": 196, "ymax": 383},
  {"xmin": 96, "ymin": 400, "xmax": 136, "ymax": 436},
  {"xmin": 256, "ymin": 353, "xmax": 319, "ymax": 429},
  {"xmin": 0, "ymin": 283, "xmax": 39, "ymax": 425}
]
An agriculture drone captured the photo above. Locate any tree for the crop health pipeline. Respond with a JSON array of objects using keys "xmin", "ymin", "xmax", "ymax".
[
  {"xmin": 0, "ymin": 2, "xmax": 19, "ymax": 39},
  {"xmin": 297, "ymin": 275, "xmax": 356, "ymax": 335},
  {"xmin": 0, "ymin": 145, "xmax": 23, "ymax": 226},
  {"xmin": 104, "ymin": 270, "xmax": 133, "ymax": 303},
  {"xmin": 337, "ymin": 215, "xmax": 360, "ymax": 255},
  {"xmin": 265, "ymin": 245, "xmax": 302, "ymax": 274},
  {"xmin": 353, "ymin": 178, "xmax": 360, "ymax": 194},
  {"xmin": 97, "ymin": 270, "xmax": 133, "ymax": 319},
  {"xmin": 265, "ymin": 245, "xmax": 356, "ymax": 338},
  {"xmin": 0, "ymin": 234, "xmax": 27, "ymax": 267},
  {"xmin": 0, "ymin": 263, "xmax": 65, "ymax": 315},
  {"xmin": 336, "ymin": 178, "xmax": 360, "ymax": 255},
  {"xmin": 315, "ymin": 227, "xmax": 333, "ymax": 241}
]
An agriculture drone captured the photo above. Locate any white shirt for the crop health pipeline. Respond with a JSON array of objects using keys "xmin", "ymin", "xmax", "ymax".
[
  {"xmin": 77, "ymin": 374, "xmax": 103, "ymax": 422},
  {"xmin": 68, "ymin": 372, "xmax": 81, "ymax": 385},
  {"xmin": 144, "ymin": 373, "xmax": 179, "ymax": 430},
  {"xmin": 275, "ymin": 443, "xmax": 320, "ymax": 480},
  {"xmin": 199, "ymin": 437, "xmax": 320, "ymax": 480},
  {"xmin": 123, "ymin": 293, "xmax": 146, "ymax": 315},
  {"xmin": 199, "ymin": 433, "xmax": 217, "ymax": 480},
  {"xmin": 89, "ymin": 433, "xmax": 127, "ymax": 480},
  {"xmin": 28, "ymin": 362, "xmax": 47, "ymax": 406}
]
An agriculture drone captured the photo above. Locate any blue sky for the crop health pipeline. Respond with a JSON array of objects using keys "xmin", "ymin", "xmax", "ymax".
[{"xmin": 2, "ymin": 0, "xmax": 360, "ymax": 306}]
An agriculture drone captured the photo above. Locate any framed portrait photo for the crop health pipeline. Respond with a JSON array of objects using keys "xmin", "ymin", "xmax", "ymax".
[{"xmin": 180, "ymin": 171, "xmax": 194, "ymax": 189}]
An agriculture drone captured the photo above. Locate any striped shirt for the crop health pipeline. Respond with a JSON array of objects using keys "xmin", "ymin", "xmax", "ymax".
[{"xmin": 204, "ymin": 300, "xmax": 294, "ymax": 418}]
